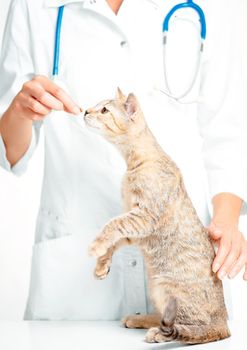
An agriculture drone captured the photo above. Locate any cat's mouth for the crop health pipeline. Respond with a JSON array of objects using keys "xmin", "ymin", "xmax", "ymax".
[{"xmin": 84, "ymin": 115, "xmax": 102, "ymax": 131}]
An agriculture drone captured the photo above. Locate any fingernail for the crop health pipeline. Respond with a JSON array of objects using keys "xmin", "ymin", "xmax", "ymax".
[
  {"xmin": 218, "ymin": 271, "xmax": 226, "ymax": 280},
  {"xmin": 58, "ymin": 102, "xmax": 64, "ymax": 109},
  {"xmin": 212, "ymin": 263, "xmax": 220, "ymax": 273},
  {"xmin": 79, "ymin": 107, "xmax": 84, "ymax": 113},
  {"xmin": 72, "ymin": 106, "xmax": 81, "ymax": 115},
  {"xmin": 228, "ymin": 272, "xmax": 235, "ymax": 279},
  {"xmin": 214, "ymin": 229, "xmax": 222, "ymax": 234}
]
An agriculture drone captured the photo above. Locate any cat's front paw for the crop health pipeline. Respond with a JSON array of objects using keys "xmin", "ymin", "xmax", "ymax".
[
  {"xmin": 94, "ymin": 261, "xmax": 111, "ymax": 280},
  {"xmin": 88, "ymin": 238, "xmax": 109, "ymax": 258}
]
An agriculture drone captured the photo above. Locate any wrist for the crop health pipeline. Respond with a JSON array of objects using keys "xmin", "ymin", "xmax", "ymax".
[
  {"xmin": 212, "ymin": 192, "xmax": 243, "ymax": 227},
  {"xmin": 1, "ymin": 106, "xmax": 31, "ymax": 131},
  {"xmin": 0, "ymin": 104, "xmax": 33, "ymax": 166}
]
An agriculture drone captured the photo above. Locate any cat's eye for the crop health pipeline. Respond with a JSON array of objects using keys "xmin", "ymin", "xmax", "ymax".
[{"xmin": 101, "ymin": 107, "xmax": 109, "ymax": 114}]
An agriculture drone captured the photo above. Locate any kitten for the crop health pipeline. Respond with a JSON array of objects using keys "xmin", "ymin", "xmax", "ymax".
[{"xmin": 84, "ymin": 88, "xmax": 231, "ymax": 344}]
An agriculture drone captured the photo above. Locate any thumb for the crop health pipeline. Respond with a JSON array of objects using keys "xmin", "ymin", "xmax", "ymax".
[{"xmin": 207, "ymin": 222, "xmax": 223, "ymax": 240}]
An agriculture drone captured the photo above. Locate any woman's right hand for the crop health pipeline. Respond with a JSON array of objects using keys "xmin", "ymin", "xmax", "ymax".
[
  {"xmin": 11, "ymin": 75, "xmax": 81, "ymax": 121},
  {"xmin": 0, "ymin": 75, "xmax": 82, "ymax": 167}
]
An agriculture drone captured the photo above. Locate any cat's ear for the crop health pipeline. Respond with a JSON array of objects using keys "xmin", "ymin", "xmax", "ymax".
[
  {"xmin": 116, "ymin": 87, "xmax": 126, "ymax": 103},
  {"xmin": 124, "ymin": 93, "xmax": 139, "ymax": 120}
]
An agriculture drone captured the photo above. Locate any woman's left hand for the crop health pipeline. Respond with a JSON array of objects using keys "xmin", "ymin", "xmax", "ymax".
[{"xmin": 207, "ymin": 221, "xmax": 247, "ymax": 280}]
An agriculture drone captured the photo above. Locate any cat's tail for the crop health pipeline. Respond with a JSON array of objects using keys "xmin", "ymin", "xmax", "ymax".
[
  {"xmin": 160, "ymin": 296, "xmax": 231, "ymax": 344},
  {"xmin": 159, "ymin": 296, "xmax": 178, "ymax": 339}
]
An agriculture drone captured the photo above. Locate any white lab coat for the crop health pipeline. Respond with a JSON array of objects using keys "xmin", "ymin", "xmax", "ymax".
[{"xmin": 0, "ymin": 0, "xmax": 247, "ymax": 320}]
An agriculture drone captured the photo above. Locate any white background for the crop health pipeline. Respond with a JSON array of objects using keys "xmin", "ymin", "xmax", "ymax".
[{"xmin": 0, "ymin": 0, "xmax": 247, "ymax": 321}]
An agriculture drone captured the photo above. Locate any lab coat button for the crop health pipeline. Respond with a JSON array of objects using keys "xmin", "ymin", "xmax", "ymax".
[
  {"xmin": 129, "ymin": 259, "xmax": 137, "ymax": 267},
  {"xmin": 120, "ymin": 41, "xmax": 127, "ymax": 47}
]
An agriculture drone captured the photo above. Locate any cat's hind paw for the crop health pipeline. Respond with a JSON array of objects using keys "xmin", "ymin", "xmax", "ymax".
[
  {"xmin": 145, "ymin": 327, "xmax": 172, "ymax": 343},
  {"xmin": 122, "ymin": 315, "xmax": 143, "ymax": 329}
]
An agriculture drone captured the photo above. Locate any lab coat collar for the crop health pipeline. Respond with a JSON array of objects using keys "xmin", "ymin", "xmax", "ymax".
[
  {"xmin": 43, "ymin": 0, "xmax": 161, "ymax": 9},
  {"xmin": 43, "ymin": 0, "xmax": 86, "ymax": 7}
]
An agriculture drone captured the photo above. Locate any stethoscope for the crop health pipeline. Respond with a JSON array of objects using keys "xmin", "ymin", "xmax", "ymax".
[
  {"xmin": 52, "ymin": 0, "xmax": 206, "ymax": 104},
  {"xmin": 161, "ymin": 0, "xmax": 206, "ymax": 103}
]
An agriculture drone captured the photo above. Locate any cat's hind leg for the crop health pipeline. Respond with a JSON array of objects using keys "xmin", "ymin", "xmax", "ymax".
[
  {"xmin": 145, "ymin": 297, "xmax": 231, "ymax": 344},
  {"xmin": 122, "ymin": 314, "xmax": 161, "ymax": 329},
  {"xmin": 145, "ymin": 323, "xmax": 231, "ymax": 344},
  {"xmin": 145, "ymin": 326, "xmax": 173, "ymax": 343}
]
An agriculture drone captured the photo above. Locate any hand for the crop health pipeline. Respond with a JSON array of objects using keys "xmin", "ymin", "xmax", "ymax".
[
  {"xmin": 207, "ymin": 221, "xmax": 247, "ymax": 280},
  {"xmin": 10, "ymin": 75, "xmax": 81, "ymax": 121}
]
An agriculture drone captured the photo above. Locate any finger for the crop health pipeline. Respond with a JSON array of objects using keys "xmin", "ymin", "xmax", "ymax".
[
  {"xmin": 32, "ymin": 115, "xmax": 46, "ymax": 121},
  {"xmin": 15, "ymin": 97, "xmax": 46, "ymax": 121},
  {"xmin": 27, "ymin": 112, "xmax": 46, "ymax": 121},
  {"xmin": 228, "ymin": 255, "xmax": 246, "ymax": 279},
  {"xmin": 24, "ymin": 96, "xmax": 52, "ymax": 115},
  {"xmin": 34, "ymin": 76, "xmax": 80, "ymax": 114},
  {"xmin": 212, "ymin": 237, "xmax": 231, "ymax": 274},
  {"xmin": 39, "ymin": 92, "xmax": 66, "ymax": 111},
  {"xmin": 244, "ymin": 265, "xmax": 247, "ymax": 281},
  {"xmin": 207, "ymin": 222, "xmax": 223, "ymax": 240},
  {"xmin": 64, "ymin": 105, "xmax": 84, "ymax": 114},
  {"xmin": 23, "ymin": 82, "xmax": 64, "ymax": 111},
  {"xmin": 217, "ymin": 243, "xmax": 241, "ymax": 279}
]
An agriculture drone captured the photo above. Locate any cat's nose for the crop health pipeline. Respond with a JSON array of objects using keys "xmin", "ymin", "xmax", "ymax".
[{"xmin": 84, "ymin": 110, "xmax": 90, "ymax": 116}]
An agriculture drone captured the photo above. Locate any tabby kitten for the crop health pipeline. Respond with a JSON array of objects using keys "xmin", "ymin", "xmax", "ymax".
[{"xmin": 84, "ymin": 89, "xmax": 231, "ymax": 344}]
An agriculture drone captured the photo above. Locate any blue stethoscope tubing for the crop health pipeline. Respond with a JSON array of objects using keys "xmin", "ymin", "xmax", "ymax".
[
  {"xmin": 52, "ymin": 1, "xmax": 206, "ymax": 102},
  {"xmin": 53, "ymin": 5, "xmax": 64, "ymax": 77},
  {"xmin": 161, "ymin": 0, "xmax": 207, "ymax": 102},
  {"xmin": 163, "ymin": 0, "xmax": 206, "ymax": 40}
]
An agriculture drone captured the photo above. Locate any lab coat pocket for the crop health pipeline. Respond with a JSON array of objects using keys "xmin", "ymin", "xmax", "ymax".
[
  {"xmin": 34, "ymin": 207, "xmax": 73, "ymax": 243},
  {"xmin": 24, "ymin": 233, "xmax": 125, "ymax": 320}
]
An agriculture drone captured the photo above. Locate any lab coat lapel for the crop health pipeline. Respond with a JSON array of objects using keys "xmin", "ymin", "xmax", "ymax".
[
  {"xmin": 43, "ymin": 0, "xmax": 132, "ymax": 64},
  {"xmin": 43, "ymin": 0, "xmax": 86, "ymax": 7},
  {"xmin": 43, "ymin": 0, "xmax": 164, "ymax": 8},
  {"xmin": 42, "ymin": 0, "xmax": 168, "ymax": 48}
]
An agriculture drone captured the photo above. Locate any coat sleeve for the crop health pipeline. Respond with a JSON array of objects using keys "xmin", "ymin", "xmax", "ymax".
[
  {"xmin": 0, "ymin": 0, "xmax": 42, "ymax": 177},
  {"xmin": 197, "ymin": 0, "xmax": 247, "ymax": 215}
]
